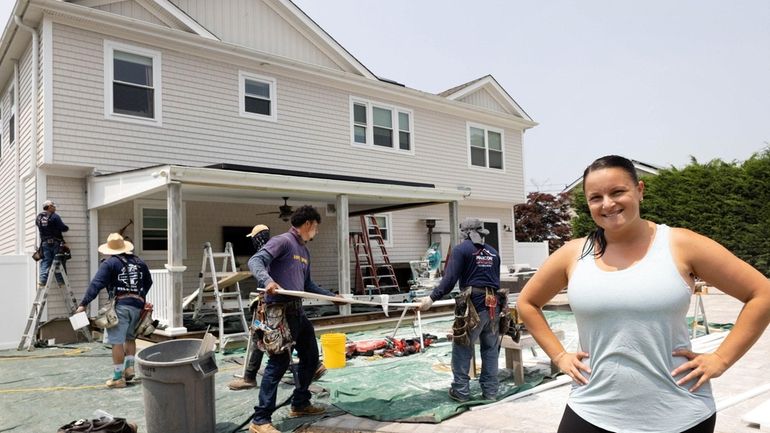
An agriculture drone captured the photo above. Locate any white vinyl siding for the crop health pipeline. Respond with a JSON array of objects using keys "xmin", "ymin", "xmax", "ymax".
[
  {"xmin": 467, "ymin": 123, "xmax": 504, "ymax": 171},
  {"xmin": 104, "ymin": 40, "xmax": 162, "ymax": 125},
  {"xmin": 350, "ymin": 97, "xmax": 413, "ymax": 154},
  {"xmin": 458, "ymin": 88, "xmax": 508, "ymax": 114},
  {"xmin": 238, "ymin": 71, "xmax": 277, "ymax": 122},
  {"xmin": 51, "ymin": 23, "xmax": 525, "ymax": 203}
]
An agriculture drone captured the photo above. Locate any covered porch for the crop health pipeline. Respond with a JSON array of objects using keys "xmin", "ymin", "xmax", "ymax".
[{"xmin": 87, "ymin": 164, "xmax": 467, "ymax": 335}]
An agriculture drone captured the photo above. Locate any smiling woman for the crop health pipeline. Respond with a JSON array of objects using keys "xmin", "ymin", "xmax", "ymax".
[{"xmin": 517, "ymin": 155, "xmax": 770, "ymax": 433}]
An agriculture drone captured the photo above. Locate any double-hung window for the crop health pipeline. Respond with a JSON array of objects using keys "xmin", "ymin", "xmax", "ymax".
[
  {"xmin": 367, "ymin": 213, "xmax": 393, "ymax": 246},
  {"xmin": 133, "ymin": 200, "xmax": 186, "ymax": 259},
  {"xmin": 239, "ymin": 72, "xmax": 277, "ymax": 122},
  {"xmin": 468, "ymin": 123, "xmax": 504, "ymax": 170},
  {"xmin": 104, "ymin": 41, "xmax": 162, "ymax": 124},
  {"xmin": 351, "ymin": 98, "xmax": 413, "ymax": 153}
]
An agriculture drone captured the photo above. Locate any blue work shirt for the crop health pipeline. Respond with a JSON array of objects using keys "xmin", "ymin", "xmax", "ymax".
[
  {"xmin": 36, "ymin": 211, "xmax": 69, "ymax": 242},
  {"xmin": 80, "ymin": 254, "xmax": 152, "ymax": 309},
  {"xmin": 429, "ymin": 239, "xmax": 501, "ymax": 311},
  {"xmin": 248, "ymin": 227, "xmax": 335, "ymax": 305}
]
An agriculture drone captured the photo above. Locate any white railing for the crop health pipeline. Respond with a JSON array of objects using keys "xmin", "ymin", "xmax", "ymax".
[{"xmin": 147, "ymin": 269, "xmax": 171, "ymax": 327}]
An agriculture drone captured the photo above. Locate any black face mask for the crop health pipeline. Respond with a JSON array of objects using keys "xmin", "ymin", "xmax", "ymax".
[{"xmin": 251, "ymin": 230, "xmax": 270, "ymax": 251}]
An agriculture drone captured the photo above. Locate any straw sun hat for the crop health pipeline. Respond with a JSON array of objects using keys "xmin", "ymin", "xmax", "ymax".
[{"xmin": 98, "ymin": 233, "xmax": 134, "ymax": 255}]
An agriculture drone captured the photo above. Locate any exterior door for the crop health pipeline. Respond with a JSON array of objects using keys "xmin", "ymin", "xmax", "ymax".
[{"xmin": 483, "ymin": 222, "xmax": 499, "ymax": 254}]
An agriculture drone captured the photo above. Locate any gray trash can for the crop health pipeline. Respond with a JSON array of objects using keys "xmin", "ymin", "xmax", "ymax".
[{"xmin": 136, "ymin": 339, "xmax": 218, "ymax": 433}]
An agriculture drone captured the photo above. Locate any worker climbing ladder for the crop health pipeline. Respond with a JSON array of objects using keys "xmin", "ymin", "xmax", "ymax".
[
  {"xmin": 18, "ymin": 257, "xmax": 92, "ymax": 351},
  {"xmin": 192, "ymin": 242, "xmax": 250, "ymax": 350},
  {"xmin": 350, "ymin": 215, "xmax": 399, "ymax": 294}
]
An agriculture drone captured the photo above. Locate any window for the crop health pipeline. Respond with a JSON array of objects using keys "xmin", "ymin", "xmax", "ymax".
[
  {"xmin": 104, "ymin": 41, "xmax": 162, "ymax": 124},
  {"xmin": 9, "ymin": 87, "xmax": 15, "ymax": 145},
  {"xmin": 133, "ymin": 200, "xmax": 186, "ymax": 259},
  {"xmin": 350, "ymin": 98, "xmax": 413, "ymax": 153},
  {"xmin": 239, "ymin": 72, "xmax": 277, "ymax": 122},
  {"xmin": 468, "ymin": 124, "xmax": 504, "ymax": 170},
  {"xmin": 367, "ymin": 213, "xmax": 392, "ymax": 246}
]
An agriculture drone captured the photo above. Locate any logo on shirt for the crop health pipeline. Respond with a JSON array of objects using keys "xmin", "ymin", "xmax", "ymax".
[
  {"xmin": 473, "ymin": 248, "xmax": 496, "ymax": 268},
  {"xmin": 292, "ymin": 254, "xmax": 309, "ymax": 265},
  {"xmin": 118, "ymin": 264, "xmax": 143, "ymax": 292}
]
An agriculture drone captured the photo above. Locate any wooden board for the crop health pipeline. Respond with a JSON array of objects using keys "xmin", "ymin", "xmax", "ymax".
[
  {"xmin": 259, "ymin": 288, "xmax": 455, "ymax": 309},
  {"xmin": 202, "ymin": 271, "xmax": 252, "ymax": 292}
]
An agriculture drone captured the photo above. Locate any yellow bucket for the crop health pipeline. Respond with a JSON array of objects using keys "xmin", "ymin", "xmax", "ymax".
[{"xmin": 320, "ymin": 333, "xmax": 346, "ymax": 369}]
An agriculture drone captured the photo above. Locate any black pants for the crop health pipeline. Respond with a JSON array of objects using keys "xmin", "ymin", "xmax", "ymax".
[{"xmin": 557, "ymin": 405, "xmax": 716, "ymax": 433}]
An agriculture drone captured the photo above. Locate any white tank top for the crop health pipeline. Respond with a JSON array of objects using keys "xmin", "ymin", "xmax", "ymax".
[{"xmin": 567, "ymin": 224, "xmax": 715, "ymax": 433}]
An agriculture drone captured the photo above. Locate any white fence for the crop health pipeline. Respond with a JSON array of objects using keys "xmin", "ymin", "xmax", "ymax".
[
  {"xmin": 147, "ymin": 269, "xmax": 172, "ymax": 327},
  {"xmin": 0, "ymin": 255, "xmax": 37, "ymax": 350},
  {"xmin": 514, "ymin": 241, "xmax": 550, "ymax": 269}
]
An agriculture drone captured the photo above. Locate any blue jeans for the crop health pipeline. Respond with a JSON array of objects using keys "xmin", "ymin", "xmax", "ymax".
[
  {"xmin": 244, "ymin": 342, "xmax": 265, "ymax": 381},
  {"xmin": 38, "ymin": 241, "xmax": 62, "ymax": 285},
  {"xmin": 451, "ymin": 309, "xmax": 501, "ymax": 399},
  {"xmin": 251, "ymin": 312, "xmax": 318, "ymax": 425}
]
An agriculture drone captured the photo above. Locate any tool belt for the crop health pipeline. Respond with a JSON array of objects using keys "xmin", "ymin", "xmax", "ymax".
[
  {"xmin": 254, "ymin": 299, "xmax": 295, "ymax": 356},
  {"xmin": 451, "ymin": 287, "xmax": 480, "ymax": 346}
]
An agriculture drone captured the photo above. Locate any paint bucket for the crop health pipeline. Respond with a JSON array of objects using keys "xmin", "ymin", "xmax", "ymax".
[{"xmin": 320, "ymin": 333, "xmax": 346, "ymax": 369}]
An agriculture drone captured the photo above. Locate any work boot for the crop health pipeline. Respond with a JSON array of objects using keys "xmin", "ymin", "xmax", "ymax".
[
  {"xmin": 289, "ymin": 404, "xmax": 326, "ymax": 417},
  {"xmin": 105, "ymin": 377, "xmax": 126, "ymax": 388},
  {"xmin": 123, "ymin": 367, "xmax": 135, "ymax": 381},
  {"xmin": 228, "ymin": 377, "xmax": 257, "ymax": 390},
  {"xmin": 312, "ymin": 365, "xmax": 327, "ymax": 382},
  {"xmin": 448, "ymin": 388, "xmax": 469, "ymax": 403},
  {"xmin": 249, "ymin": 423, "xmax": 280, "ymax": 433}
]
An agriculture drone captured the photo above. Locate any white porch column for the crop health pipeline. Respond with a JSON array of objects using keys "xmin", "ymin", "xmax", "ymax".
[
  {"xmin": 87, "ymin": 209, "xmax": 99, "ymax": 316},
  {"xmin": 336, "ymin": 194, "xmax": 351, "ymax": 316},
  {"xmin": 449, "ymin": 200, "xmax": 459, "ymax": 248},
  {"xmin": 164, "ymin": 181, "xmax": 187, "ymax": 334}
]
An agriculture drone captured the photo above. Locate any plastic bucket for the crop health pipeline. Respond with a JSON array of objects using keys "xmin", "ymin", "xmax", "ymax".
[{"xmin": 320, "ymin": 333, "xmax": 346, "ymax": 369}]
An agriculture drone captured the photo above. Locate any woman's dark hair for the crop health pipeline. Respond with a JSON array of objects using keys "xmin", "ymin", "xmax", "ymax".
[
  {"xmin": 290, "ymin": 205, "xmax": 322, "ymax": 228},
  {"xmin": 579, "ymin": 155, "xmax": 639, "ymax": 259}
]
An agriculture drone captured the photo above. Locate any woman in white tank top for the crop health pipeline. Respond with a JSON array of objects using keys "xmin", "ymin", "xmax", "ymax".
[{"xmin": 517, "ymin": 155, "xmax": 770, "ymax": 433}]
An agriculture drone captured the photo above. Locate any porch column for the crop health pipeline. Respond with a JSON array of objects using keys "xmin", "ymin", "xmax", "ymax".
[
  {"xmin": 449, "ymin": 200, "xmax": 459, "ymax": 248},
  {"xmin": 336, "ymin": 194, "xmax": 351, "ymax": 316},
  {"xmin": 164, "ymin": 181, "xmax": 187, "ymax": 334},
  {"xmin": 87, "ymin": 209, "xmax": 99, "ymax": 316}
]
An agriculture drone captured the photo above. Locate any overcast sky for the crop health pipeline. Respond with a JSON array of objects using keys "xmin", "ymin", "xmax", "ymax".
[{"xmin": 2, "ymin": 0, "xmax": 768, "ymax": 192}]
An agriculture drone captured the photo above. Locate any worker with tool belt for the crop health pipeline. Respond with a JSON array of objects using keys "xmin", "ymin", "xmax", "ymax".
[{"xmin": 418, "ymin": 217, "xmax": 505, "ymax": 402}]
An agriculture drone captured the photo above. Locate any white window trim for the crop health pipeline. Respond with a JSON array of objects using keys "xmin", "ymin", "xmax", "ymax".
[
  {"xmin": 369, "ymin": 213, "xmax": 393, "ymax": 247},
  {"xmin": 104, "ymin": 40, "xmax": 162, "ymax": 126},
  {"xmin": 466, "ymin": 122, "xmax": 505, "ymax": 172},
  {"xmin": 239, "ymin": 71, "xmax": 277, "ymax": 122},
  {"xmin": 350, "ymin": 96, "xmax": 415, "ymax": 155},
  {"xmin": 132, "ymin": 199, "xmax": 186, "ymax": 260}
]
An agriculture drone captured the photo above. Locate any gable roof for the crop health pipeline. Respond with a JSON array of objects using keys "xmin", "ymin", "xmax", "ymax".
[
  {"xmin": 439, "ymin": 75, "xmax": 533, "ymax": 122},
  {"xmin": 562, "ymin": 159, "xmax": 665, "ymax": 193}
]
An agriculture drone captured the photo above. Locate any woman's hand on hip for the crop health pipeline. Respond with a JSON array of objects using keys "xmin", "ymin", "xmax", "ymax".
[
  {"xmin": 554, "ymin": 351, "xmax": 591, "ymax": 385},
  {"xmin": 671, "ymin": 349, "xmax": 729, "ymax": 392}
]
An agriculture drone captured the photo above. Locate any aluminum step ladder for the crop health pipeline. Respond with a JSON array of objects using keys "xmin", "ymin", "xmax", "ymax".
[
  {"xmin": 18, "ymin": 257, "xmax": 91, "ymax": 351},
  {"xmin": 192, "ymin": 242, "xmax": 250, "ymax": 351}
]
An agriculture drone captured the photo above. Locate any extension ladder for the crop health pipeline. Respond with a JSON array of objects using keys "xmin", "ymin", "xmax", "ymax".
[
  {"xmin": 192, "ymin": 242, "xmax": 250, "ymax": 350},
  {"xmin": 18, "ymin": 258, "xmax": 92, "ymax": 351},
  {"xmin": 350, "ymin": 215, "xmax": 399, "ymax": 294}
]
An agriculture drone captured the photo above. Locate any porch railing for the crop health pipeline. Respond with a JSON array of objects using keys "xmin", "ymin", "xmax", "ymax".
[{"xmin": 147, "ymin": 269, "xmax": 172, "ymax": 327}]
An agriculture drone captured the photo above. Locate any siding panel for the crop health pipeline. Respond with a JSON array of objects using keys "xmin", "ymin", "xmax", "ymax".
[{"xmin": 459, "ymin": 88, "xmax": 508, "ymax": 114}]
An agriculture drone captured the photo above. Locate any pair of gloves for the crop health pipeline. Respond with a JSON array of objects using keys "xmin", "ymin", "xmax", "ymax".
[{"xmin": 416, "ymin": 296, "xmax": 434, "ymax": 311}]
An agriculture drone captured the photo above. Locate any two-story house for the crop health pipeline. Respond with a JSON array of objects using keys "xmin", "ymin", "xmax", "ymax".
[{"xmin": 0, "ymin": 0, "xmax": 536, "ymax": 345}]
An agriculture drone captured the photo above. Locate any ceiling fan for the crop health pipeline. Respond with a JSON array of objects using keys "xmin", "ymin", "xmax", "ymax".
[{"xmin": 255, "ymin": 197, "xmax": 294, "ymax": 222}]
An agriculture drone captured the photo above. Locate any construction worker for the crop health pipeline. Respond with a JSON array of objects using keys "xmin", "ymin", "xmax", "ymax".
[
  {"xmin": 35, "ymin": 200, "xmax": 69, "ymax": 286},
  {"xmin": 228, "ymin": 224, "xmax": 270, "ymax": 391},
  {"xmin": 246, "ymin": 206, "xmax": 340, "ymax": 433},
  {"xmin": 76, "ymin": 233, "xmax": 152, "ymax": 388},
  {"xmin": 418, "ymin": 218, "xmax": 503, "ymax": 402}
]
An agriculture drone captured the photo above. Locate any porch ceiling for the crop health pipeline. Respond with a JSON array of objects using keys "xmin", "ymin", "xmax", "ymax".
[{"xmin": 88, "ymin": 164, "xmax": 467, "ymax": 210}]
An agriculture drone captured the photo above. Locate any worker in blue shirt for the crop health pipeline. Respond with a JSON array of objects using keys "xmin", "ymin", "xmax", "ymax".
[
  {"xmin": 76, "ymin": 233, "xmax": 152, "ymax": 389},
  {"xmin": 418, "ymin": 218, "xmax": 503, "ymax": 402},
  {"xmin": 35, "ymin": 200, "xmax": 69, "ymax": 286}
]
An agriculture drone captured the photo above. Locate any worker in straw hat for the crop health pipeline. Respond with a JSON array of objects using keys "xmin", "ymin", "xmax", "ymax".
[{"xmin": 76, "ymin": 233, "xmax": 152, "ymax": 388}]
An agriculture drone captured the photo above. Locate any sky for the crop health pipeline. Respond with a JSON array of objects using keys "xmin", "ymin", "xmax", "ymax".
[{"xmin": 1, "ymin": 0, "xmax": 768, "ymax": 193}]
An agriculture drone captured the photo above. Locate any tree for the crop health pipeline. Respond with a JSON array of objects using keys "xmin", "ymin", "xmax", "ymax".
[{"xmin": 515, "ymin": 192, "xmax": 573, "ymax": 253}]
